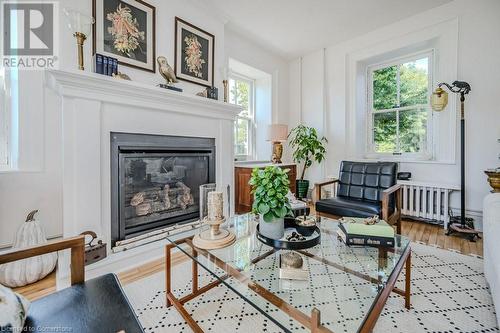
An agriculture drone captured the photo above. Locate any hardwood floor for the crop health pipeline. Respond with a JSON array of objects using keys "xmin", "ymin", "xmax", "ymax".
[{"xmin": 13, "ymin": 219, "xmax": 483, "ymax": 301}]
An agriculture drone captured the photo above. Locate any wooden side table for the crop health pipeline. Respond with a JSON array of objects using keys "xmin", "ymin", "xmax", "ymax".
[{"xmin": 234, "ymin": 163, "xmax": 296, "ymax": 214}]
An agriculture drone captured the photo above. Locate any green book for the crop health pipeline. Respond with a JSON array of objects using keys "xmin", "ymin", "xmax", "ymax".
[{"xmin": 339, "ymin": 217, "xmax": 395, "ymax": 238}]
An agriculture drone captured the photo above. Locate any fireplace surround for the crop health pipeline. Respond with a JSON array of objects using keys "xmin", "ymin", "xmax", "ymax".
[
  {"xmin": 46, "ymin": 70, "xmax": 240, "ymax": 280},
  {"xmin": 111, "ymin": 132, "xmax": 216, "ymax": 246}
]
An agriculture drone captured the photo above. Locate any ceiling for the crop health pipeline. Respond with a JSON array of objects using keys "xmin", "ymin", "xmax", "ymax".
[{"xmin": 208, "ymin": 0, "xmax": 453, "ymax": 59}]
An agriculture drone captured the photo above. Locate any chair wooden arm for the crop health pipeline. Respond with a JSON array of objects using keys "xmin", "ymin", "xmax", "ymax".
[
  {"xmin": 0, "ymin": 236, "xmax": 85, "ymax": 285},
  {"xmin": 315, "ymin": 178, "xmax": 339, "ymax": 201},
  {"xmin": 381, "ymin": 184, "xmax": 402, "ymax": 228}
]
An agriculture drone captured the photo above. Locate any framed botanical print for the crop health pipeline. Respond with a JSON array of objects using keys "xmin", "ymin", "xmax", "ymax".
[
  {"xmin": 93, "ymin": 0, "xmax": 156, "ymax": 72},
  {"xmin": 175, "ymin": 17, "xmax": 215, "ymax": 87}
]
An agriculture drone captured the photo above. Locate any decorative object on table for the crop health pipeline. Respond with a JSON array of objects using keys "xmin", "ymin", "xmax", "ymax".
[
  {"xmin": 256, "ymin": 217, "xmax": 321, "ymax": 250},
  {"xmin": 206, "ymin": 86, "xmax": 218, "ymax": 100},
  {"xmin": 295, "ymin": 214, "xmax": 316, "ymax": 228},
  {"xmin": 199, "ymin": 183, "xmax": 216, "ymax": 220},
  {"xmin": 192, "ymin": 191, "xmax": 235, "ymax": 249},
  {"xmin": 431, "ymin": 81, "xmax": 480, "ymax": 241},
  {"xmin": 397, "ymin": 172, "xmax": 412, "ymax": 180},
  {"xmin": 174, "ymin": 17, "xmax": 214, "ymax": 87},
  {"xmin": 94, "ymin": 53, "xmax": 118, "ymax": 75},
  {"xmin": 0, "ymin": 284, "xmax": 30, "ymax": 332},
  {"xmin": 267, "ymin": 124, "xmax": 288, "ymax": 164},
  {"xmin": 0, "ymin": 210, "xmax": 57, "ymax": 287},
  {"xmin": 112, "ymin": 71, "xmax": 131, "ymax": 80},
  {"xmin": 337, "ymin": 216, "xmax": 395, "ymax": 247},
  {"xmin": 80, "ymin": 231, "xmax": 107, "ymax": 265},
  {"xmin": 63, "ymin": 8, "xmax": 95, "ymax": 71},
  {"xmin": 92, "ymin": 0, "xmax": 156, "ymax": 73},
  {"xmin": 286, "ymin": 191, "xmax": 310, "ymax": 217},
  {"xmin": 485, "ymin": 170, "xmax": 500, "ymax": 193},
  {"xmin": 279, "ymin": 252, "xmax": 308, "ymax": 280},
  {"xmin": 288, "ymin": 124, "xmax": 327, "ymax": 199},
  {"xmin": 249, "ymin": 166, "xmax": 293, "ymax": 239}
]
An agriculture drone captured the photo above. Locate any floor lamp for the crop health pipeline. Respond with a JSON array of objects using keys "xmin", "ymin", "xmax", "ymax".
[{"xmin": 430, "ymin": 81, "xmax": 480, "ymax": 241}]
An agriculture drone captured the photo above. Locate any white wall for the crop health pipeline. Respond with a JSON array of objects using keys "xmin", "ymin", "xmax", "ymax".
[
  {"xmin": 0, "ymin": 0, "xmax": 285, "ymax": 247},
  {"xmin": 224, "ymin": 28, "xmax": 290, "ymax": 161},
  {"xmin": 289, "ymin": 0, "xmax": 500, "ymax": 225}
]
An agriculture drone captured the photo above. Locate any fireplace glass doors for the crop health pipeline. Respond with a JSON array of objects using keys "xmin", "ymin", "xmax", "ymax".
[{"xmin": 111, "ymin": 133, "xmax": 215, "ymax": 245}]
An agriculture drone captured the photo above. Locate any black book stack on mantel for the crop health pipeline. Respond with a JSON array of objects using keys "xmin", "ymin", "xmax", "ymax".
[{"xmin": 94, "ymin": 53, "xmax": 118, "ymax": 76}]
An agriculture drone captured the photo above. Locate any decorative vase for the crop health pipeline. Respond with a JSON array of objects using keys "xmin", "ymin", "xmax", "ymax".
[
  {"xmin": 485, "ymin": 170, "xmax": 500, "ymax": 193},
  {"xmin": 296, "ymin": 179, "xmax": 310, "ymax": 199},
  {"xmin": 0, "ymin": 210, "xmax": 57, "ymax": 287},
  {"xmin": 259, "ymin": 215, "xmax": 284, "ymax": 240}
]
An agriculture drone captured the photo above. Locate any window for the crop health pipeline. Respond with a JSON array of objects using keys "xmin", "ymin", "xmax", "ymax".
[
  {"xmin": 229, "ymin": 74, "xmax": 255, "ymax": 160},
  {"xmin": 367, "ymin": 51, "xmax": 432, "ymax": 158}
]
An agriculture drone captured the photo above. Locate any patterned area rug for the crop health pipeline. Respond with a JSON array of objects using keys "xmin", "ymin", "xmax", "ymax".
[{"xmin": 123, "ymin": 242, "xmax": 499, "ymax": 332}]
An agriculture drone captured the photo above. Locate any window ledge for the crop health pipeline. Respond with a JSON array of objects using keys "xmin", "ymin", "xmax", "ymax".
[{"xmin": 359, "ymin": 155, "xmax": 456, "ymax": 165}]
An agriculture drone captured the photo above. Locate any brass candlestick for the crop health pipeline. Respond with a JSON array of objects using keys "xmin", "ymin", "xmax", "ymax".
[
  {"xmin": 74, "ymin": 32, "xmax": 87, "ymax": 71},
  {"xmin": 223, "ymin": 79, "xmax": 228, "ymax": 102}
]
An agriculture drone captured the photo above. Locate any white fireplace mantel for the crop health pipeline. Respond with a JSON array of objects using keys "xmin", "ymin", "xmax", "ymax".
[
  {"xmin": 45, "ymin": 70, "xmax": 241, "ymax": 280},
  {"xmin": 46, "ymin": 70, "xmax": 241, "ymax": 120}
]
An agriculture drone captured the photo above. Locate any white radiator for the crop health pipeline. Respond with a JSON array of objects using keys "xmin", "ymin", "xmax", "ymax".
[{"xmin": 398, "ymin": 180, "xmax": 460, "ymax": 229}]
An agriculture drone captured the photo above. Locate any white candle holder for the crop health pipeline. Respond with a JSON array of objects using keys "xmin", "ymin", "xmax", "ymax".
[{"xmin": 193, "ymin": 190, "xmax": 235, "ymax": 249}]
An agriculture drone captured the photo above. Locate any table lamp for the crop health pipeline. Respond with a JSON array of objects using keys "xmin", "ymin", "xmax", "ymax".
[
  {"xmin": 430, "ymin": 80, "xmax": 480, "ymax": 241},
  {"xmin": 267, "ymin": 124, "xmax": 288, "ymax": 164},
  {"xmin": 63, "ymin": 8, "xmax": 95, "ymax": 71}
]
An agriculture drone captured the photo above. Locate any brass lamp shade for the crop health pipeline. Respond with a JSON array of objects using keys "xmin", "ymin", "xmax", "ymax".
[{"xmin": 430, "ymin": 87, "xmax": 448, "ymax": 111}]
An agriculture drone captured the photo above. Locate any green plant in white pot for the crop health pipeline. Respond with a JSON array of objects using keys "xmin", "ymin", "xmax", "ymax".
[
  {"xmin": 249, "ymin": 166, "xmax": 292, "ymax": 239},
  {"xmin": 288, "ymin": 124, "xmax": 328, "ymax": 199}
]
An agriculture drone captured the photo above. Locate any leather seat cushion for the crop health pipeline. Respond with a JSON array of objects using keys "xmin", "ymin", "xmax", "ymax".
[
  {"xmin": 316, "ymin": 197, "xmax": 385, "ymax": 218},
  {"xmin": 24, "ymin": 273, "xmax": 144, "ymax": 333}
]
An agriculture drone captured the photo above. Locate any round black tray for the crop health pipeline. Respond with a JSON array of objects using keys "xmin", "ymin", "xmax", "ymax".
[{"xmin": 256, "ymin": 218, "xmax": 321, "ymax": 250}]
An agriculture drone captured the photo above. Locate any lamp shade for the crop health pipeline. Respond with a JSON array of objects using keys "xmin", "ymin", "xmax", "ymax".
[
  {"xmin": 63, "ymin": 8, "xmax": 95, "ymax": 35},
  {"xmin": 267, "ymin": 124, "xmax": 288, "ymax": 142},
  {"xmin": 430, "ymin": 87, "xmax": 448, "ymax": 112}
]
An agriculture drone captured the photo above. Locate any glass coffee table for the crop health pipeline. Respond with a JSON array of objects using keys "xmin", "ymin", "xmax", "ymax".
[{"xmin": 164, "ymin": 214, "xmax": 411, "ymax": 333}]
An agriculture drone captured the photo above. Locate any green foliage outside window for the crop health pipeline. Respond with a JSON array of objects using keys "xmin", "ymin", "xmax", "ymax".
[
  {"xmin": 231, "ymin": 78, "xmax": 252, "ymax": 157},
  {"xmin": 371, "ymin": 57, "xmax": 429, "ymax": 154}
]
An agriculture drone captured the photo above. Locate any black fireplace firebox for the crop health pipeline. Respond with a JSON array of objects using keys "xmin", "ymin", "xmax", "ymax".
[{"xmin": 111, "ymin": 132, "xmax": 215, "ymax": 246}]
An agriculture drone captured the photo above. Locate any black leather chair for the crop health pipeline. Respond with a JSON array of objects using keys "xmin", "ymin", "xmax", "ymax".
[
  {"xmin": 315, "ymin": 161, "xmax": 402, "ymax": 234},
  {"xmin": 0, "ymin": 236, "xmax": 144, "ymax": 333}
]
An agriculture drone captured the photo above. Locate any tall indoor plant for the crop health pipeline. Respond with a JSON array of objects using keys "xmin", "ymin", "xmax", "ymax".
[
  {"xmin": 249, "ymin": 166, "xmax": 292, "ymax": 239},
  {"xmin": 288, "ymin": 124, "xmax": 328, "ymax": 198}
]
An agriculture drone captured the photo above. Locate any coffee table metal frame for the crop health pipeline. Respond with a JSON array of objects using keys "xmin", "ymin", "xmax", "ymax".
[{"xmin": 165, "ymin": 232, "xmax": 411, "ymax": 333}]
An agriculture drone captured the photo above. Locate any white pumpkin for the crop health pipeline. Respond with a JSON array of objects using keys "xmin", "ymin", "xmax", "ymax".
[{"xmin": 0, "ymin": 210, "xmax": 57, "ymax": 287}]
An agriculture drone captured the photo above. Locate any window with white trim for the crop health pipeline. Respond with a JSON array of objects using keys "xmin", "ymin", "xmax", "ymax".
[
  {"xmin": 367, "ymin": 51, "xmax": 433, "ymax": 159},
  {"xmin": 0, "ymin": 67, "xmax": 8, "ymax": 167},
  {"xmin": 229, "ymin": 74, "xmax": 255, "ymax": 161}
]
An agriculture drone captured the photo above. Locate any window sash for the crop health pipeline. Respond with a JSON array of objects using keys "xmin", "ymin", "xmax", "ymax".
[
  {"xmin": 366, "ymin": 50, "xmax": 433, "ymax": 158},
  {"xmin": 229, "ymin": 73, "xmax": 255, "ymax": 160}
]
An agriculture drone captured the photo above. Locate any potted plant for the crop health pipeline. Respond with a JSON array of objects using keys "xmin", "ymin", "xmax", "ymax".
[
  {"xmin": 288, "ymin": 124, "xmax": 328, "ymax": 199},
  {"xmin": 249, "ymin": 166, "xmax": 292, "ymax": 239}
]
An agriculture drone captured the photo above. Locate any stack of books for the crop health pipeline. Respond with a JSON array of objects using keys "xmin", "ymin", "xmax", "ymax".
[
  {"xmin": 337, "ymin": 217, "xmax": 395, "ymax": 247},
  {"xmin": 94, "ymin": 54, "xmax": 118, "ymax": 76}
]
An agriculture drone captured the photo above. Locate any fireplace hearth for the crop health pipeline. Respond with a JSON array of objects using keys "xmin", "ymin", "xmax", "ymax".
[{"xmin": 111, "ymin": 132, "xmax": 215, "ymax": 246}]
